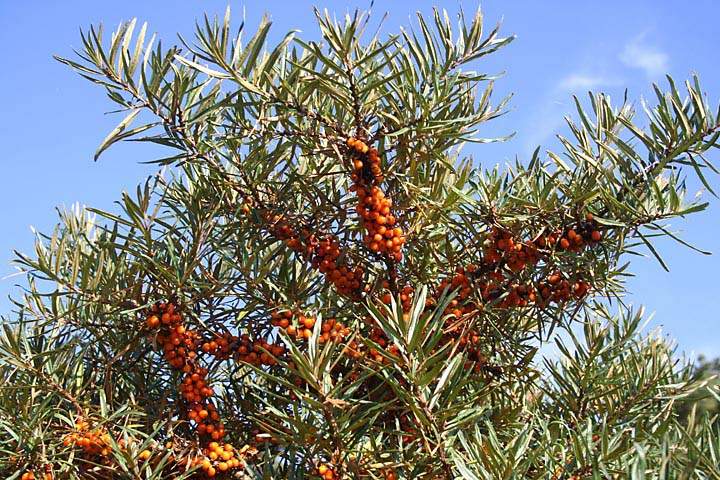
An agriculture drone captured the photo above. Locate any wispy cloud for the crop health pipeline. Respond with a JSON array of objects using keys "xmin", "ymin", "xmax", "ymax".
[
  {"xmin": 523, "ymin": 32, "xmax": 668, "ymax": 153},
  {"xmin": 619, "ymin": 35, "xmax": 669, "ymax": 78},
  {"xmin": 557, "ymin": 73, "xmax": 622, "ymax": 91},
  {"xmin": 523, "ymin": 72, "xmax": 621, "ymax": 152}
]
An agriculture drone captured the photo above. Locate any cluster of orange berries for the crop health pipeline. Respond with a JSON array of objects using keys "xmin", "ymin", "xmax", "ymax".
[
  {"xmin": 159, "ymin": 324, "xmax": 200, "ymax": 371},
  {"xmin": 317, "ymin": 318, "xmax": 351, "ymax": 344},
  {"xmin": 347, "ymin": 137, "xmax": 383, "ymax": 183},
  {"xmin": 536, "ymin": 273, "xmax": 590, "ymax": 305},
  {"xmin": 145, "ymin": 302, "xmax": 230, "ymax": 444},
  {"xmin": 138, "ymin": 300, "xmax": 257, "ymax": 477},
  {"xmin": 62, "ymin": 420, "xmax": 112, "ymax": 457},
  {"xmin": 534, "ymin": 214, "xmax": 603, "ymax": 252},
  {"xmin": 134, "ymin": 441, "xmax": 254, "ymax": 479},
  {"xmin": 311, "ymin": 236, "xmax": 366, "ymax": 297},
  {"xmin": 477, "ymin": 276, "xmax": 538, "ymax": 309},
  {"xmin": 436, "ymin": 267, "xmax": 481, "ymax": 317},
  {"xmin": 146, "ymin": 301, "xmax": 183, "ymax": 329},
  {"xmin": 189, "ymin": 442, "xmax": 244, "ymax": 478},
  {"xmin": 316, "ymin": 463, "xmax": 337, "ymax": 480},
  {"xmin": 188, "ymin": 401, "xmax": 224, "ymax": 440},
  {"xmin": 146, "ymin": 301, "xmax": 201, "ymax": 372},
  {"xmin": 235, "ymin": 335, "xmax": 286, "ymax": 366},
  {"xmin": 268, "ymin": 215, "xmax": 312, "ymax": 256},
  {"xmin": 20, "ymin": 467, "xmax": 52, "ymax": 480},
  {"xmin": 180, "ymin": 368, "xmax": 227, "ymax": 441},
  {"xmin": 198, "ymin": 330, "xmax": 285, "ymax": 367},
  {"xmin": 272, "ymin": 309, "xmax": 313, "ymax": 339},
  {"xmin": 474, "ymin": 268, "xmax": 588, "ymax": 309},
  {"xmin": 272, "ymin": 310, "xmax": 351, "ymax": 344},
  {"xmin": 355, "ymin": 185, "xmax": 405, "ymax": 260},
  {"xmin": 201, "ymin": 332, "xmax": 235, "ymax": 359},
  {"xmin": 180, "ymin": 367, "xmax": 214, "ymax": 402},
  {"xmin": 267, "ymin": 214, "xmax": 366, "ymax": 298},
  {"xmin": 346, "ymin": 138, "xmax": 405, "ymax": 261},
  {"xmin": 483, "ymin": 228, "xmax": 540, "ymax": 272}
]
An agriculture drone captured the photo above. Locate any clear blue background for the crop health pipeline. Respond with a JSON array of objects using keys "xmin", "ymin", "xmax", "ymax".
[{"xmin": 1, "ymin": 1, "xmax": 718, "ymax": 358}]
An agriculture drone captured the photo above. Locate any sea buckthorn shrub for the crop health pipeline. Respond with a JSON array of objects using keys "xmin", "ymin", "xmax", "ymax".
[{"xmin": 2, "ymin": 6, "xmax": 719, "ymax": 479}]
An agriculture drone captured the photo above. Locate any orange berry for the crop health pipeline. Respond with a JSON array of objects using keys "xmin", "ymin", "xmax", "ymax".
[{"xmin": 146, "ymin": 315, "xmax": 160, "ymax": 328}]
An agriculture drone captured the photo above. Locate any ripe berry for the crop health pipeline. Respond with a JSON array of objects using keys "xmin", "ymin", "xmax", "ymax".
[{"xmin": 146, "ymin": 315, "xmax": 160, "ymax": 329}]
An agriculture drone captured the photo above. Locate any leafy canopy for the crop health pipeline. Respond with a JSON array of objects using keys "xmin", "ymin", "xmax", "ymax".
[{"xmin": 2, "ymin": 6, "xmax": 720, "ymax": 480}]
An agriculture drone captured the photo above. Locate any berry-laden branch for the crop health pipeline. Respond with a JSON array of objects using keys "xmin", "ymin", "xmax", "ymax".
[
  {"xmin": 54, "ymin": 300, "xmax": 272, "ymax": 479},
  {"xmin": 355, "ymin": 213, "xmax": 607, "ymax": 381},
  {"xmin": 265, "ymin": 212, "xmax": 368, "ymax": 300},
  {"xmin": 347, "ymin": 138, "xmax": 406, "ymax": 262}
]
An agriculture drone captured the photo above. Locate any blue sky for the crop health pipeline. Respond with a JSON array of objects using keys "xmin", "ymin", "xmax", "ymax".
[{"xmin": 1, "ymin": 1, "xmax": 718, "ymax": 358}]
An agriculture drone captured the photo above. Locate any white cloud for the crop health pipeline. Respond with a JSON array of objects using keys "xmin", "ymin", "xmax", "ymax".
[
  {"xmin": 557, "ymin": 73, "xmax": 621, "ymax": 91},
  {"xmin": 620, "ymin": 35, "xmax": 669, "ymax": 78},
  {"xmin": 524, "ymin": 34, "xmax": 667, "ymax": 152},
  {"xmin": 523, "ymin": 72, "xmax": 621, "ymax": 152}
]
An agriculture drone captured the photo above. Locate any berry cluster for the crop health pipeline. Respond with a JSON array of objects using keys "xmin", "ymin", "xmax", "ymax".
[
  {"xmin": 271, "ymin": 309, "xmax": 314, "ymax": 340},
  {"xmin": 62, "ymin": 420, "xmax": 112, "ymax": 458},
  {"xmin": 159, "ymin": 324, "xmax": 200, "ymax": 372},
  {"xmin": 180, "ymin": 367, "xmax": 214, "ymax": 403},
  {"xmin": 474, "ymin": 220, "xmax": 602, "ymax": 308},
  {"xmin": 234, "ymin": 335, "xmax": 285, "ymax": 366},
  {"xmin": 534, "ymin": 214, "xmax": 603, "ymax": 253},
  {"xmin": 364, "ymin": 213, "xmax": 601, "ymax": 369},
  {"xmin": 134, "ymin": 441, "xmax": 257, "ymax": 479},
  {"xmin": 143, "ymin": 302, "xmax": 248, "ymax": 477},
  {"xmin": 180, "ymin": 368, "xmax": 226, "ymax": 441},
  {"xmin": 355, "ymin": 186, "xmax": 405, "ymax": 259},
  {"xmin": 318, "ymin": 318, "xmax": 351, "ymax": 344},
  {"xmin": 316, "ymin": 463, "xmax": 337, "ymax": 480},
  {"xmin": 347, "ymin": 137, "xmax": 383, "ymax": 183},
  {"xmin": 201, "ymin": 332, "xmax": 235, "ymax": 359},
  {"xmin": 189, "ymin": 442, "xmax": 244, "ymax": 478},
  {"xmin": 188, "ymin": 401, "xmax": 224, "ymax": 441},
  {"xmin": 146, "ymin": 301, "xmax": 182, "ymax": 329},
  {"xmin": 147, "ymin": 302, "xmax": 201, "ymax": 372},
  {"xmin": 311, "ymin": 236, "xmax": 366, "ymax": 297},
  {"xmin": 347, "ymin": 138, "xmax": 405, "ymax": 261},
  {"xmin": 20, "ymin": 468, "xmax": 52, "ymax": 480},
  {"xmin": 436, "ymin": 266, "xmax": 479, "ymax": 317},
  {"xmin": 272, "ymin": 310, "xmax": 350, "ymax": 344},
  {"xmin": 267, "ymin": 214, "xmax": 366, "ymax": 298},
  {"xmin": 536, "ymin": 273, "xmax": 590, "ymax": 305},
  {"xmin": 483, "ymin": 228, "xmax": 540, "ymax": 272}
]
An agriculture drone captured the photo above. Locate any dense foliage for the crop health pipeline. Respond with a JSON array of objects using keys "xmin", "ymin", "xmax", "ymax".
[{"xmin": 2, "ymin": 7, "xmax": 719, "ymax": 479}]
